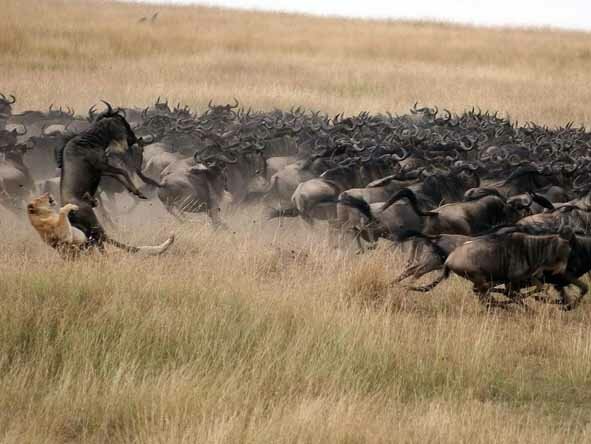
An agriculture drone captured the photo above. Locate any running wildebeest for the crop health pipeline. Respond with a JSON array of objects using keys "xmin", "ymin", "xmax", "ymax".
[{"xmin": 59, "ymin": 101, "xmax": 173, "ymax": 253}]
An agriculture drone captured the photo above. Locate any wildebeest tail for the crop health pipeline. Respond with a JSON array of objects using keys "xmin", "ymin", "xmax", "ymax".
[
  {"xmin": 338, "ymin": 194, "xmax": 375, "ymax": 222},
  {"xmin": 410, "ymin": 266, "xmax": 451, "ymax": 292},
  {"xmin": 381, "ymin": 188, "xmax": 436, "ymax": 216},
  {"xmin": 105, "ymin": 233, "xmax": 175, "ymax": 255},
  {"xmin": 529, "ymin": 192, "xmax": 555, "ymax": 211}
]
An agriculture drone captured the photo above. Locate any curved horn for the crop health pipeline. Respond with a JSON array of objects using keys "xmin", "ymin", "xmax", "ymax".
[
  {"xmin": 391, "ymin": 146, "xmax": 408, "ymax": 161},
  {"xmin": 7, "ymin": 95, "xmax": 16, "ymax": 104},
  {"xmin": 101, "ymin": 100, "xmax": 114, "ymax": 115},
  {"xmin": 230, "ymin": 97, "xmax": 239, "ymax": 109}
]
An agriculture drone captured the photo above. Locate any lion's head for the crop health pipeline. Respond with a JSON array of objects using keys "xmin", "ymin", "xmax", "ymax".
[{"xmin": 27, "ymin": 193, "xmax": 57, "ymax": 216}]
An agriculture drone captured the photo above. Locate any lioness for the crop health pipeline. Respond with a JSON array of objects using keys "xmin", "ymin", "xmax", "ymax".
[
  {"xmin": 27, "ymin": 193, "xmax": 174, "ymax": 257},
  {"xmin": 27, "ymin": 193, "xmax": 87, "ymax": 252}
]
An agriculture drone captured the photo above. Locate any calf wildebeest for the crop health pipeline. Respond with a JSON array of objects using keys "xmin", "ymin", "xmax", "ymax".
[
  {"xmin": 416, "ymin": 230, "xmax": 585, "ymax": 308},
  {"xmin": 60, "ymin": 102, "xmax": 173, "ymax": 253}
]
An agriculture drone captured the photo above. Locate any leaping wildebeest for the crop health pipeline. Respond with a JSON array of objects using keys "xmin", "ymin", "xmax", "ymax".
[{"xmin": 59, "ymin": 101, "xmax": 174, "ymax": 254}]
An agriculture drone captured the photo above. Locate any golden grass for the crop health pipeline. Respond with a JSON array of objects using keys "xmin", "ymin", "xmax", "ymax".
[
  {"xmin": 3, "ymin": 1, "xmax": 591, "ymax": 442},
  {"xmin": 3, "ymin": 0, "xmax": 591, "ymax": 124}
]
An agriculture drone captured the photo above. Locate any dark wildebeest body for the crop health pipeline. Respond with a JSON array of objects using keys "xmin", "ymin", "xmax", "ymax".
[
  {"xmin": 418, "ymin": 231, "xmax": 584, "ymax": 308},
  {"xmin": 60, "ymin": 105, "xmax": 147, "ymax": 245},
  {"xmin": 157, "ymin": 157, "xmax": 226, "ymax": 225},
  {"xmin": 394, "ymin": 231, "xmax": 473, "ymax": 285},
  {"xmin": 334, "ymin": 168, "xmax": 480, "ymax": 248}
]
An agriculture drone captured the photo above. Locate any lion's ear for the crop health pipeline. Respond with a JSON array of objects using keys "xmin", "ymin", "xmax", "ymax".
[{"xmin": 27, "ymin": 204, "xmax": 38, "ymax": 214}]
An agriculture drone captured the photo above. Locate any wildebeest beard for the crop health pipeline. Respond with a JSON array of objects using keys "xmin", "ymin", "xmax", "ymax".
[{"xmin": 60, "ymin": 110, "xmax": 144, "ymax": 246}]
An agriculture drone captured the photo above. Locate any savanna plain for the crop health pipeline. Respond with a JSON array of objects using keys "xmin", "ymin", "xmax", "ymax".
[{"xmin": 2, "ymin": 0, "xmax": 591, "ymax": 442}]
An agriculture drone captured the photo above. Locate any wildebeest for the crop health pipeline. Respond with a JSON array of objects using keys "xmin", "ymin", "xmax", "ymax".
[
  {"xmin": 0, "ymin": 93, "xmax": 16, "ymax": 129},
  {"xmin": 415, "ymin": 230, "xmax": 585, "ymax": 308},
  {"xmin": 0, "ymin": 142, "xmax": 35, "ymax": 212},
  {"xmin": 156, "ymin": 155, "xmax": 227, "ymax": 225},
  {"xmin": 60, "ymin": 101, "xmax": 173, "ymax": 253},
  {"xmin": 334, "ymin": 167, "xmax": 480, "ymax": 247}
]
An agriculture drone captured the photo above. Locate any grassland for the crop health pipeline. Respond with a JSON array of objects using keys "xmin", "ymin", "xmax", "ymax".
[{"xmin": 3, "ymin": 1, "xmax": 591, "ymax": 442}]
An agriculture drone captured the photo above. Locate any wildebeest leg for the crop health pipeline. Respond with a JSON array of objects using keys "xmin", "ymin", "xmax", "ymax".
[
  {"xmin": 352, "ymin": 228, "xmax": 366, "ymax": 254},
  {"xmin": 207, "ymin": 207, "xmax": 223, "ymax": 227},
  {"xmin": 399, "ymin": 257, "xmax": 444, "ymax": 286},
  {"xmin": 561, "ymin": 277, "xmax": 589, "ymax": 311},
  {"xmin": 95, "ymin": 194, "xmax": 115, "ymax": 229},
  {"xmin": 410, "ymin": 271, "xmax": 447, "ymax": 292},
  {"xmin": 395, "ymin": 241, "xmax": 424, "ymax": 282},
  {"xmin": 327, "ymin": 220, "xmax": 340, "ymax": 249},
  {"xmin": 475, "ymin": 285, "xmax": 512, "ymax": 310},
  {"xmin": 67, "ymin": 203, "xmax": 106, "ymax": 249},
  {"xmin": 99, "ymin": 162, "xmax": 147, "ymax": 199}
]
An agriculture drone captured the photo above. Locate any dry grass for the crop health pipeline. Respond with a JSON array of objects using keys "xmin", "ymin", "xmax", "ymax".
[
  {"xmin": 3, "ymin": 0, "xmax": 591, "ymax": 125},
  {"xmin": 3, "ymin": 1, "xmax": 591, "ymax": 442}
]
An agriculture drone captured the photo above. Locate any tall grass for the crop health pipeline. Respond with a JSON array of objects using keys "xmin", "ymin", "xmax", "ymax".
[{"xmin": 3, "ymin": 1, "xmax": 591, "ymax": 442}]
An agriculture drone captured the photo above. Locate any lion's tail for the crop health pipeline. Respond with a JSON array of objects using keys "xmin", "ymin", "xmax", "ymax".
[{"xmin": 105, "ymin": 233, "xmax": 175, "ymax": 256}]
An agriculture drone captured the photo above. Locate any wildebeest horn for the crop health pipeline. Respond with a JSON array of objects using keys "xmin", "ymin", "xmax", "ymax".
[
  {"xmin": 230, "ymin": 97, "xmax": 239, "ymax": 109},
  {"xmin": 391, "ymin": 146, "xmax": 408, "ymax": 161},
  {"xmin": 156, "ymin": 96, "xmax": 161, "ymax": 105},
  {"xmin": 5, "ymin": 94, "xmax": 16, "ymax": 104},
  {"xmin": 208, "ymin": 99, "xmax": 214, "ymax": 109},
  {"xmin": 88, "ymin": 104, "xmax": 97, "ymax": 121},
  {"xmin": 101, "ymin": 100, "xmax": 114, "ymax": 115}
]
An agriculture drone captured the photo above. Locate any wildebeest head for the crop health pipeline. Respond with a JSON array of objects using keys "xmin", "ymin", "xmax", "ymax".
[
  {"xmin": 0, "ymin": 93, "xmax": 16, "ymax": 120},
  {"xmin": 153, "ymin": 97, "xmax": 172, "ymax": 115},
  {"xmin": 0, "ymin": 127, "xmax": 26, "ymax": 150},
  {"xmin": 93, "ymin": 101, "xmax": 146, "ymax": 155}
]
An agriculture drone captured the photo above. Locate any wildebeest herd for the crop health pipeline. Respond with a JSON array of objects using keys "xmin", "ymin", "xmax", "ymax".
[{"xmin": 2, "ymin": 94, "xmax": 591, "ymax": 310}]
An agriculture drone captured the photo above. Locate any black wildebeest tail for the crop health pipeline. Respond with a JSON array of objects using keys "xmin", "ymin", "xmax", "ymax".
[
  {"xmin": 410, "ymin": 265, "xmax": 451, "ymax": 292},
  {"xmin": 529, "ymin": 192, "xmax": 555, "ymax": 211},
  {"xmin": 381, "ymin": 188, "xmax": 436, "ymax": 216},
  {"xmin": 105, "ymin": 234, "xmax": 175, "ymax": 255},
  {"xmin": 338, "ymin": 194, "xmax": 375, "ymax": 222}
]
